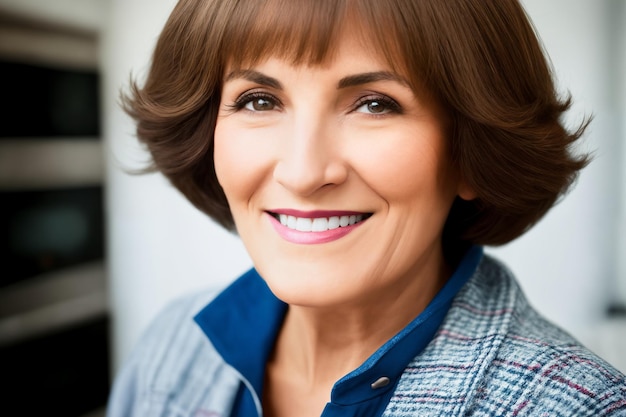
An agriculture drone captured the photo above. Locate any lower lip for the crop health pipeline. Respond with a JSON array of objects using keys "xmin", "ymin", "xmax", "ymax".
[{"xmin": 267, "ymin": 214, "xmax": 365, "ymax": 244}]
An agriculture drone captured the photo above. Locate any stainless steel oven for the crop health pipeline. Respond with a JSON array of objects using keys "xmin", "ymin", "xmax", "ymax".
[{"xmin": 0, "ymin": 25, "xmax": 109, "ymax": 416}]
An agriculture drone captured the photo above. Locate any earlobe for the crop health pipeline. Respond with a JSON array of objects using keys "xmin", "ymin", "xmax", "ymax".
[{"xmin": 457, "ymin": 180, "xmax": 477, "ymax": 201}]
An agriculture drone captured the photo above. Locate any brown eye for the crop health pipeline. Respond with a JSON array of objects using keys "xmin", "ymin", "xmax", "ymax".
[
  {"xmin": 354, "ymin": 95, "xmax": 401, "ymax": 116},
  {"xmin": 233, "ymin": 92, "xmax": 281, "ymax": 112},
  {"xmin": 366, "ymin": 101, "xmax": 387, "ymax": 114},
  {"xmin": 248, "ymin": 97, "xmax": 275, "ymax": 111}
]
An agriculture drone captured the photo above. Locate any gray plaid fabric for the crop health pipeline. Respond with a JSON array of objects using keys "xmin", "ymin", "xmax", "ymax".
[{"xmin": 385, "ymin": 256, "xmax": 626, "ymax": 416}]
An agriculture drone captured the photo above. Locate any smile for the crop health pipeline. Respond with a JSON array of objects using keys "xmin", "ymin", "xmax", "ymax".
[
  {"xmin": 266, "ymin": 210, "xmax": 371, "ymax": 244},
  {"xmin": 277, "ymin": 213, "xmax": 366, "ymax": 232}
]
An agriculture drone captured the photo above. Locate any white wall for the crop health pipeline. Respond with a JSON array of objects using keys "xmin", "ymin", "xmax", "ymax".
[
  {"xmin": 613, "ymin": 0, "xmax": 626, "ymax": 311},
  {"xmin": 102, "ymin": 0, "xmax": 626, "ymax": 374}
]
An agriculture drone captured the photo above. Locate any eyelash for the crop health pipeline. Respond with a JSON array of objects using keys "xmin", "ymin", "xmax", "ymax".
[{"xmin": 226, "ymin": 90, "xmax": 402, "ymax": 116}]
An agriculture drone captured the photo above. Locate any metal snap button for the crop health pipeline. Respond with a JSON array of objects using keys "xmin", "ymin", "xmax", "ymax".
[{"xmin": 371, "ymin": 376, "xmax": 391, "ymax": 389}]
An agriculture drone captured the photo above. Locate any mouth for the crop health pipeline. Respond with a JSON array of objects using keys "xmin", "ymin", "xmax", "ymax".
[{"xmin": 266, "ymin": 210, "xmax": 372, "ymax": 232}]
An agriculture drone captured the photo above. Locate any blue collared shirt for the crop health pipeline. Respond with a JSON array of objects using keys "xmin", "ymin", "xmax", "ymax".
[{"xmin": 194, "ymin": 245, "xmax": 483, "ymax": 417}]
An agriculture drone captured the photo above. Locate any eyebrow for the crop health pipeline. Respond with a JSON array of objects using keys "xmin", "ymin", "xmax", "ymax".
[
  {"xmin": 224, "ymin": 69, "xmax": 408, "ymax": 90},
  {"xmin": 224, "ymin": 69, "xmax": 283, "ymax": 89},
  {"xmin": 337, "ymin": 71, "xmax": 409, "ymax": 89}
]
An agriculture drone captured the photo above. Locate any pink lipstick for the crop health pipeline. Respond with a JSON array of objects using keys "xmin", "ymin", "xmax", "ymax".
[{"xmin": 266, "ymin": 210, "xmax": 370, "ymax": 244}]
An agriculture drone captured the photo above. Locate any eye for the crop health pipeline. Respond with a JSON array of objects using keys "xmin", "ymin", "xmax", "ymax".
[
  {"xmin": 354, "ymin": 95, "xmax": 401, "ymax": 116},
  {"xmin": 245, "ymin": 96, "xmax": 276, "ymax": 111},
  {"xmin": 232, "ymin": 92, "xmax": 281, "ymax": 112}
]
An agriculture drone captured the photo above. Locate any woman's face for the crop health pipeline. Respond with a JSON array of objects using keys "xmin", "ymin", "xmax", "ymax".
[{"xmin": 214, "ymin": 32, "xmax": 471, "ymax": 309}]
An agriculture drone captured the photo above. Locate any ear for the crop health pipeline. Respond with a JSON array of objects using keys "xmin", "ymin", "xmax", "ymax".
[{"xmin": 457, "ymin": 178, "xmax": 477, "ymax": 201}]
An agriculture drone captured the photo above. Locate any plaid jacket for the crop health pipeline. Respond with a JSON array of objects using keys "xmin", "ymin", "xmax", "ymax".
[
  {"xmin": 384, "ymin": 256, "xmax": 626, "ymax": 416},
  {"xmin": 107, "ymin": 255, "xmax": 626, "ymax": 416}
]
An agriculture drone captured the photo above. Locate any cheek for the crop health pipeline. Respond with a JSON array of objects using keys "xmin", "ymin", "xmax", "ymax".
[
  {"xmin": 213, "ymin": 129, "xmax": 236, "ymax": 195},
  {"xmin": 213, "ymin": 121, "xmax": 270, "ymax": 203},
  {"xmin": 353, "ymin": 131, "xmax": 458, "ymax": 206}
]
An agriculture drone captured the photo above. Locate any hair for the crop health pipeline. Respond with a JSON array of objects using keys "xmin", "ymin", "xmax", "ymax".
[{"xmin": 122, "ymin": 0, "xmax": 589, "ymax": 254}]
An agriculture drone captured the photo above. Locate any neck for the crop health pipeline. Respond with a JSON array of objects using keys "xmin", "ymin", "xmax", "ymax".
[{"xmin": 267, "ymin": 250, "xmax": 452, "ymax": 389}]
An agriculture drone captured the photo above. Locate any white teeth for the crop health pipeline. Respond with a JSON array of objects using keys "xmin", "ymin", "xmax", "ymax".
[
  {"xmin": 328, "ymin": 216, "xmax": 340, "ymax": 229},
  {"xmin": 277, "ymin": 213, "xmax": 366, "ymax": 232},
  {"xmin": 295, "ymin": 217, "xmax": 312, "ymax": 232},
  {"xmin": 312, "ymin": 217, "xmax": 328, "ymax": 232},
  {"xmin": 287, "ymin": 215, "xmax": 297, "ymax": 229}
]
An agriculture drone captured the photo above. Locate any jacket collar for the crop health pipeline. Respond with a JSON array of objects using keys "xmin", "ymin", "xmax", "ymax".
[{"xmin": 194, "ymin": 246, "xmax": 484, "ymax": 411}]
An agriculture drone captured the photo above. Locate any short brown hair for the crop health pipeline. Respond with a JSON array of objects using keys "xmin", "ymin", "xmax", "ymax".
[{"xmin": 123, "ymin": 0, "xmax": 589, "ymax": 251}]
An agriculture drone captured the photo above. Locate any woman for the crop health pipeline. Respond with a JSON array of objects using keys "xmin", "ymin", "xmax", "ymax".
[{"xmin": 107, "ymin": 0, "xmax": 626, "ymax": 416}]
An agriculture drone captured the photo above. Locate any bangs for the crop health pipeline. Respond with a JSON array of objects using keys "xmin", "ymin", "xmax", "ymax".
[{"xmin": 220, "ymin": 0, "xmax": 417, "ymax": 79}]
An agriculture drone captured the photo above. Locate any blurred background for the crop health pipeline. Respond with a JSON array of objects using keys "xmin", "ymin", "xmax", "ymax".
[{"xmin": 0, "ymin": 0, "xmax": 624, "ymax": 416}]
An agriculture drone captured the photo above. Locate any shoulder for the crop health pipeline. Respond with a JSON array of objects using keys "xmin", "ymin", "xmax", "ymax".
[
  {"xmin": 132, "ymin": 288, "xmax": 220, "ymax": 357},
  {"xmin": 386, "ymin": 255, "xmax": 626, "ymax": 417},
  {"xmin": 477, "ymin": 257, "xmax": 626, "ymax": 416},
  {"xmin": 106, "ymin": 286, "xmax": 241, "ymax": 417},
  {"xmin": 125, "ymin": 288, "xmax": 221, "ymax": 385}
]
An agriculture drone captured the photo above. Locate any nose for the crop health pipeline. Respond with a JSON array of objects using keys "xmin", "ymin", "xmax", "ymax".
[{"xmin": 273, "ymin": 117, "xmax": 348, "ymax": 197}]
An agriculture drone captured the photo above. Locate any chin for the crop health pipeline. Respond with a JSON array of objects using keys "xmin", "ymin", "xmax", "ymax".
[{"xmin": 257, "ymin": 265, "xmax": 361, "ymax": 308}]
